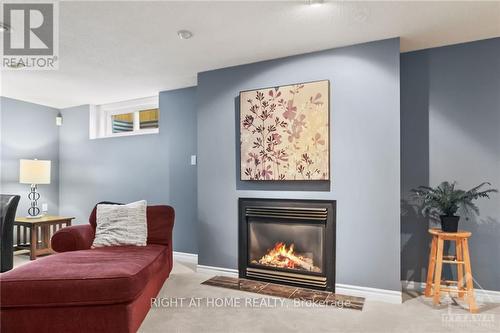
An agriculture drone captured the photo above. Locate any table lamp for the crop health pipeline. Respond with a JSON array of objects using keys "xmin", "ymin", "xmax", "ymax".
[{"xmin": 19, "ymin": 159, "xmax": 51, "ymax": 218}]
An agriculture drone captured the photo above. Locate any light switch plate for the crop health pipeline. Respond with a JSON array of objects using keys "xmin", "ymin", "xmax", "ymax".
[
  {"xmin": 190, "ymin": 155, "xmax": 197, "ymax": 165},
  {"xmin": 42, "ymin": 203, "xmax": 48, "ymax": 212}
]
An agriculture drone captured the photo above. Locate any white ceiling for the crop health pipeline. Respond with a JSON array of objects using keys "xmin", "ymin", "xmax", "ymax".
[{"xmin": 1, "ymin": 1, "xmax": 499, "ymax": 109}]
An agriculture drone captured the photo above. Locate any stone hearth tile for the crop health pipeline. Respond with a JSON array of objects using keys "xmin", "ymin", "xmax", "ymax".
[
  {"xmin": 258, "ymin": 283, "xmax": 297, "ymax": 298},
  {"xmin": 201, "ymin": 276, "xmax": 240, "ymax": 290},
  {"xmin": 327, "ymin": 292, "xmax": 365, "ymax": 303},
  {"xmin": 238, "ymin": 279, "xmax": 267, "ymax": 293},
  {"xmin": 325, "ymin": 293, "xmax": 364, "ymax": 310},
  {"xmin": 291, "ymin": 287, "xmax": 330, "ymax": 302},
  {"xmin": 201, "ymin": 276, "xmax": 364, "ymax": 311}
]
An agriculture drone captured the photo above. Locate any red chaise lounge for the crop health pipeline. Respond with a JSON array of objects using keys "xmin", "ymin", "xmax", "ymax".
[{"xmin": 0, "ymin": 204, "xmax": 174, "ymax": 333}]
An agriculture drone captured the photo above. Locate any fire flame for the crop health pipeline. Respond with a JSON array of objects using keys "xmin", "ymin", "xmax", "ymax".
[
  {"xmin": 254, "ymin": 242, "xmax": 320, "ymax": 272},
  {"xmin": 260, "ymin": 242, "xmax": 297, "ymax": 268}
]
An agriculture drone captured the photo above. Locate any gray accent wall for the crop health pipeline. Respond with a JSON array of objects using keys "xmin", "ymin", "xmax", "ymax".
[
  {"xmin": 58, "ymin": 87, "xmax": 198, "ymax": 253},
  {"xmin": 401, "ymin": 38, "xmax": 500, "ymax": 291},
  {"xmin": 0, "ymin": 97, "xmax": 60, "ymax": 216},
  {"xmin": 197, "ymin": 38, "xmax": 401, "ymax": 291}
]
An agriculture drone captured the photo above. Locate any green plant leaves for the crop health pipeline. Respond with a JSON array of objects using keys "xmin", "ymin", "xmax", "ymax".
[{"xmin": 411, "ymin": 181, "xmax": 498, "ymax": 219}]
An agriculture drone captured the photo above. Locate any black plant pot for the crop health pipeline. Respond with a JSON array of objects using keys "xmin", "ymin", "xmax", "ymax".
[{"xmin": 440, "ymin": 215, "xmax": 460, "ymax": 232}]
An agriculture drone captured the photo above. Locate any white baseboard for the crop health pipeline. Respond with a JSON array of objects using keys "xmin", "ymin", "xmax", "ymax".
[
  {"xmin": 197, "ymin": 264, "xmax": 239, "ymax": 277},
  {"xmin": 402, "ymin": 280, "xmax": 500, "ymax": 303},
  {"xmin": 194, "ymin": 264, "xmax": 402, "ymax": 304},
  {"xmin": 173, "ymin": 251, "xmax": 198, "ymax": 264},
  {"xmin": 336, "ymin": 283, "xmax": 402, "ymax": 304}
]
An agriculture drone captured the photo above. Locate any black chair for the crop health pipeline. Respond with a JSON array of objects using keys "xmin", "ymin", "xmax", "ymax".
[{"xmin": 1, "ymin": 194, "xmax": 20, "ymax": 272}]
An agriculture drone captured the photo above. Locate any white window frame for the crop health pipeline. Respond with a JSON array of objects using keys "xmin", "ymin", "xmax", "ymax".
[{"xmin": 90, "ymin": 96, "xmax": 159, "ymax": 139}]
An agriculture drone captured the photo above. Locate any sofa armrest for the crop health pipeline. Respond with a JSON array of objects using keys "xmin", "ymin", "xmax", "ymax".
[{"xmin": 51, "ymin": 225, "xmax": 95, "ymax": 252}]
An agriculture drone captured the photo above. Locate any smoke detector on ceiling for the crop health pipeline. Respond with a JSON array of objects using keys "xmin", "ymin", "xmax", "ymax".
[
  {"xmin": 177, "ymin": 30, "xmax": 193, "ymax": 40},
  {"xmin": 308, "ymin": 0, "xmax": 324, "ymax": 6}
]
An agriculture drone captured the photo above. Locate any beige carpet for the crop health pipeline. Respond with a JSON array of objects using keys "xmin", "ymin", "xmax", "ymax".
[
  {"xmin": 140, "ymin": 260, "xmax": 500, "ymax": 333},
  {"xmin": 12, "ymin": 253, "xmax": 500, "ymax": 333}
]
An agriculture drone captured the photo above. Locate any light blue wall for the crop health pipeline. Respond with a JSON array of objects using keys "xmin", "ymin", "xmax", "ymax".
[
  {"xmin": 6, "ymin": 37, "xmax": 496, "ymax": 293},
  {"xmin": 197, "ymin": 38, "xmax": 401, "ymax": 291},
  {"xmin": 401, "ymin": 38, "xmax": 500, "ymax": 291},
  {"xmin": 0, "ymin": 97, "xmax": 60, "ymax": 217},
  {"xmin": 58, "ymin": 87, "xmax": 198, "ymax": 253},
  {"xmin": 161, "ymin": 88, "xmax": 197, "ymax": 253}
]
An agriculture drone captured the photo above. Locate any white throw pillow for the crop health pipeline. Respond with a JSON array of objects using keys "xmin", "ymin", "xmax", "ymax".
[{"xmin": 92, "ymin": 200, "xmax": 148, "ymax": 248}]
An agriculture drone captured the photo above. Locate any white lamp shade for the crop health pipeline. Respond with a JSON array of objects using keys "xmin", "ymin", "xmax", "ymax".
[{"xmin": 19, "ymin": 159, "xmax": 51, "ymax": 184}]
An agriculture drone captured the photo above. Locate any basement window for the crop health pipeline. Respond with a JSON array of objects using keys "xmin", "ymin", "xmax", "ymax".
[{"xmin": 90, "ymin": 96, "xmax": 159, "ymax": 139}]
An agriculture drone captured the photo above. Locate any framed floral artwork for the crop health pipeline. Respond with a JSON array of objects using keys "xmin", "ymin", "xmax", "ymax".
[{"xmin": 240, "ymin": 80, "xmax": 330, "ymax": 181}]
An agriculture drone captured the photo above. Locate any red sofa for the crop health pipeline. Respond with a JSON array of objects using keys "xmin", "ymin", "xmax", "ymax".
[{"xmin": 0, "ymin": 204, "xmax": 174, "ymax": 333}]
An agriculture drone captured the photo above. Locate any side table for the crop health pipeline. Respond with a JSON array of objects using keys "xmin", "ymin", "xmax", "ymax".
[{"xmin": 14, "ymin": 216, "xmax": 74, "ymax": 260}]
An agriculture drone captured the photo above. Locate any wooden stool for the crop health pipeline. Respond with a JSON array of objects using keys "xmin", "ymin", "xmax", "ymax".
[{"xmin": 424, "ymin": 228, "xmax": 477, "ymax": 313}]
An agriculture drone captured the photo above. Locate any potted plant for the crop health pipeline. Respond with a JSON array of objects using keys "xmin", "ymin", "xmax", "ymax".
[{"xmin": 412, "ymin": 181, "xmax": 497, "ymax": 232}]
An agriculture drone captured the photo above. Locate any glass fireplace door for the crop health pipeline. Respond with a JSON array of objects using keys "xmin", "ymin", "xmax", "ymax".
[{"xmin": 248, "ymin": 220, "xmax": 324, "ymax": 274}]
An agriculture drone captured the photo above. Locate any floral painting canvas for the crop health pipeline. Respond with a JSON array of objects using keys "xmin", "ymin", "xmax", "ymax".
[{"xmin": 240, "ymin": 80, "xmax": 330, "ymax": 181}]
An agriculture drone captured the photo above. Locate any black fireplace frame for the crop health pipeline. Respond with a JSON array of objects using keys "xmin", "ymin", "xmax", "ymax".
[{"xmin": 238, "ymin": 198, "xmax": 336, "ymax": 292}]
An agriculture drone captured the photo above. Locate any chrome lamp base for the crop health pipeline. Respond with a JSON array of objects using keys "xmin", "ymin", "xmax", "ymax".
[{"xmin": 27, "ymin": 184, "xmax": 42, "ymax": 218}]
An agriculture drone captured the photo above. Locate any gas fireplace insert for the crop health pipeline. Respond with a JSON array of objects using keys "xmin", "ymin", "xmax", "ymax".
[{"xmin": 238, "ymin": 198, "xmax": 336, "ymax": 291}]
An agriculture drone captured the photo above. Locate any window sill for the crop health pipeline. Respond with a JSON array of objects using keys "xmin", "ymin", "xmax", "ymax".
[{"xmin": 90, "ymin": 128, "xmax": 159, "ymax": 140}]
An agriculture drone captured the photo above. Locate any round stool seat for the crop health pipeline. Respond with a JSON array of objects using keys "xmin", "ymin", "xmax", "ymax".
[{"xmin": 428, "ymin": 228, "xmax": 471, "ymax": 238}]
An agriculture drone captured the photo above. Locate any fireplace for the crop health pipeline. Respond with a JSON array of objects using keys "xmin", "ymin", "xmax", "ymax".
[{"xmin": 239, "ymin": 198, "xmax": 336, "ymax": 291}]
